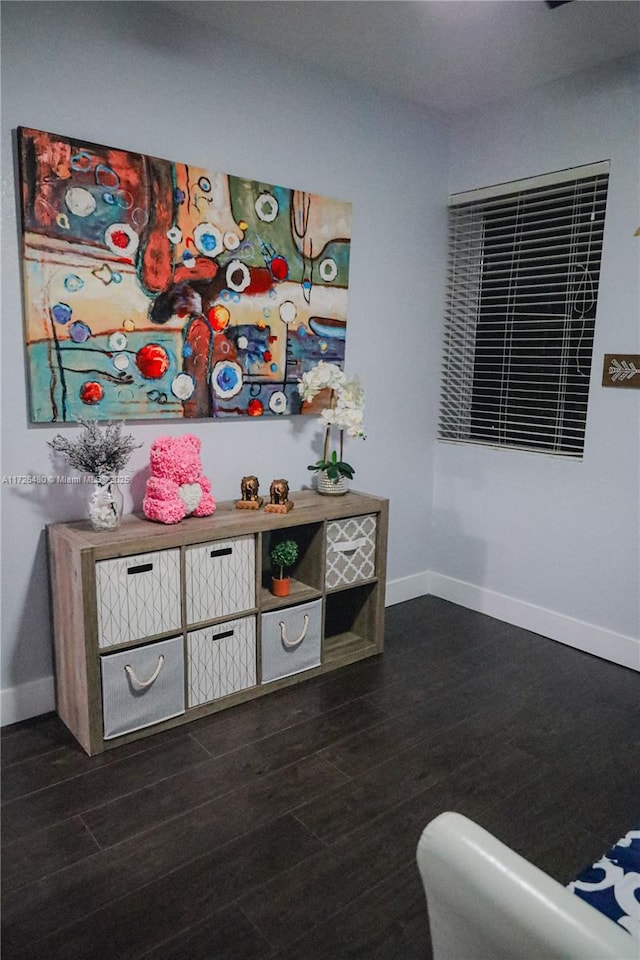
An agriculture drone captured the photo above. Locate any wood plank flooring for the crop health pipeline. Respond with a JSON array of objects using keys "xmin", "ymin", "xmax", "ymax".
[{"xmin": 2, "ymin": 597, "xmax": 639, "ymax": 959}]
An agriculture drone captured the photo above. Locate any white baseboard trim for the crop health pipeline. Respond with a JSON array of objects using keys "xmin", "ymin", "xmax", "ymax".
[
  {"xmin": 385, "ymin": 571, "xmax": 432, "ymax": 607},
  {"xmin": 427, "ymin": 571, "xmax": 640, "ymax": 672},
  {"xmin": 1, "ymin": 675, "xmax": 55, "ymax": 726},
  {"xmin": 4, "ymin": 573, "xmax": 637, "ymax": 726}
]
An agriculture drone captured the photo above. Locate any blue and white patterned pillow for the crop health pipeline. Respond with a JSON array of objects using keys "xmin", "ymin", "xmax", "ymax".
[{"xmin": 568, "ymin": 827, "xmax": 640, "ymax": 940}]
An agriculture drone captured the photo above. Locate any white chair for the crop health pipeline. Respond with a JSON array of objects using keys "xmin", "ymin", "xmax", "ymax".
[{"xmin": 417, "ymin": 811, "xmax": 638, "ymax": 960}]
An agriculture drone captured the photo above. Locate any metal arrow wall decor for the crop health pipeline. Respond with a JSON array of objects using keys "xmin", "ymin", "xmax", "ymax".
[{"xmin": 602, "ymin": 354, "xmax": 640, "ymax": 388}]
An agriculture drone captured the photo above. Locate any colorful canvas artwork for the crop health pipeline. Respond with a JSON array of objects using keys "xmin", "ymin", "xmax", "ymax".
[{"xmin": 18, "ymin": 128, "xmax": 351, "ymax": 422}]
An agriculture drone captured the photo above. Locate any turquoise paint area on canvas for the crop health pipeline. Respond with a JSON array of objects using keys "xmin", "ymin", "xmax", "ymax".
[
  {"xmin": 28, "ymin": 332, "xmax": 183, "ymax": 422},
  {"xmin": 316, "ymin": 240, "xmax": 351, "ymax": 287}
]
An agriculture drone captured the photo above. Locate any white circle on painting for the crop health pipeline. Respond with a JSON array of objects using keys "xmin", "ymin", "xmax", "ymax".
[
  {"xmin": 109, "ymin": 332, "xmax": 128, "ymax": 351},
  {"xmin": 212, "ymin": 360, "xmax": 243, "ymax": 399},
  {"xmin": 105, "ymin": 223, "xmax": 139, "ymax": 257},
  {"xmin": 223, "ymin": 231, "xmax": 241, "ymax": 251},
  {"xmin": 279, "ymin": 300, "xmax": 297, "ymax": 324},
  {"xmin": 237, "ymin": 335, "xmax": 249, "ymax": 350},
  {"xmin": 113, "ymin": 353, "xmax": 130, "ymax": 371},
  {"xmin": 269, "ymin": 391, "xmax": 287, "ymax": 414},
  {"xmin": 255, "ymin": 192, "xmax": 278, "ymax": 222},
  {"xmin": 171, "ymin": 373, "xmax": 195, "ymax": 401},
  {"xmin": 319, "ymin": 257, "xmax": 338, "ymax": 282},
  {"xmin": 194, "ymin": 222, "xmax": 222, "ymax": 257},
  {"xmin": 226, "ymin": 260, "xmax": 251, "ymax": 293},
  {"xmin": 167, "ymin": 226, "xmax": 182, "ymax": 244},
  {"xmin": 65, "ymin": 187, "xmax": 96, "ymax": 217}
]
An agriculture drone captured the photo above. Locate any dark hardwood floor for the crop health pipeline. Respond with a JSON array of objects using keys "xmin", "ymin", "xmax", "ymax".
[{"xmin": 2, "ymin": 597, "xmax": 639, "ymax": 959}]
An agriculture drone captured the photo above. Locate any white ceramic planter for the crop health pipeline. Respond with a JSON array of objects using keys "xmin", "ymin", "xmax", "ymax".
[{"xmin": 316, "ymin": 470, "xmax": 349, "ymax": 496}]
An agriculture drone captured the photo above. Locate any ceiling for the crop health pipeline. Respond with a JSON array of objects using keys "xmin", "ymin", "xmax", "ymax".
[{"xmin": 164, "ymin": 0, "xmax": 640, "ymax": 114}]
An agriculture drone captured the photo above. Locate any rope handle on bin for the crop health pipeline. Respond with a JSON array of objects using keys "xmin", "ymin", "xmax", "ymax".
[
  {"xmin": 124, "ymin": 655, "xmax": 165, "ymax": 689},
  {"xmin": 332, "ymin": 536, "xmax": 367, "ymax": 553},
  {"xmin": 279, "ymin": 614, "xmax": 309, "ymax": 651}
]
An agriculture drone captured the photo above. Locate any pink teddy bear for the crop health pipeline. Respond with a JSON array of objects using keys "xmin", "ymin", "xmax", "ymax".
[{"xmin": 143, "ymin": 434, "xmax": 216, "ymax": 524}]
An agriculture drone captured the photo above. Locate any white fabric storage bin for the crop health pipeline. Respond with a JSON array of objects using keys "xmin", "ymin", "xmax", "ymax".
[
  {"xmin": 96, "ymin": 549, "xmax": 181, "ymax": 649},
  {"xmin": 101, "ymin": 636, "xmax": 184, "ymax": 739},
  {"xmin": 261, "ymin": 599, "xmax": 322, "ymax": 683},
  {"xmin": 325, "ymin": 514, "xmax": 377, "ymax": 589},
  {"xmin": 187, "ymin": 616, "xmax": 257, "ymax": 707},
  {"xmin": 185, "ymin": 536, "xmax": 255, "ymax": 625}
]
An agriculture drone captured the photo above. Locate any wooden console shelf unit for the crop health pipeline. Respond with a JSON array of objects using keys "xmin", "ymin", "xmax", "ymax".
[{"xmin": 48, "ymin": 489, "xmax": 388, "ymax": 755}]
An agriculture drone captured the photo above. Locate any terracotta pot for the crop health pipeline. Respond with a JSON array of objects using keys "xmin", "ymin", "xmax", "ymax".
[{"xmin": 271, "ymin": 576, "xmax": 291, "ymax": 597}]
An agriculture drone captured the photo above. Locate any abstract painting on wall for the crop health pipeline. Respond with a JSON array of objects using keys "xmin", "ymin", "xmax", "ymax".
[{"xmin": 18, "ymin": 127, "xmax": 351, "ymax": 422}]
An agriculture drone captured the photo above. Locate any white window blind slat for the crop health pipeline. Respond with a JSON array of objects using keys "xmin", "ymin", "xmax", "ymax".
[
  {"xmin": 448, "ymin": 244, "xmax": 605, "ymax": 265},
  {"xmin": 439, "ymin": 162, "xmax": 609, "ymax": 457},
  {"xmin": 440, "ymin": 400, "xmax": 590, "ymax": 417},
  {"xmin": 453, "ymin": 204, "xmax": 608, "ymax": 233},
  {"xmin": 453, "ymin": 196, "xmax": 608, "ymax": 227},
  {"xmin": 449, "ymin": 161, "xmax": 610, "ymax": 205}
]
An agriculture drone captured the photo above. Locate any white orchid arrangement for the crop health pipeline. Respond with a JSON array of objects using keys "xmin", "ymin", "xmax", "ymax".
[{"xmin": 298, "ymin": 361, "xmax": 366, "ymax": 483}]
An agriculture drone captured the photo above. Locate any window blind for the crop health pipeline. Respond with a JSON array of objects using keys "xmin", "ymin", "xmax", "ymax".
[{"xmin": 439, "ymin": 161, "xmax": 610, "ymax": 457}]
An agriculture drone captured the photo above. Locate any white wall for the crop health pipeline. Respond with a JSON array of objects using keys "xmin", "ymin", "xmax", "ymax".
[
  {"xmin": 0, "ymin": 1, "xmax": 448, "ymax": 721},
  {"xmin": 431, "ymin": 56, "xmax": 640, "ymax": 669}
]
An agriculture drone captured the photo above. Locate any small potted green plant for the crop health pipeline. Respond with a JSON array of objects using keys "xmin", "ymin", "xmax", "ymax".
[
  {"xmin": 270, "ymin": 539, "xmax": 299, "ymax": 597},
  {"xmin": 307, "ymin": 449, "xmax": 355, "ymax": 488}
]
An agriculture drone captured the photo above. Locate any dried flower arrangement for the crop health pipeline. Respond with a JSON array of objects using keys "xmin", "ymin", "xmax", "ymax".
[{"xmin": 48, "ymin": 419, "xmax": 141, "ymax": 482}]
